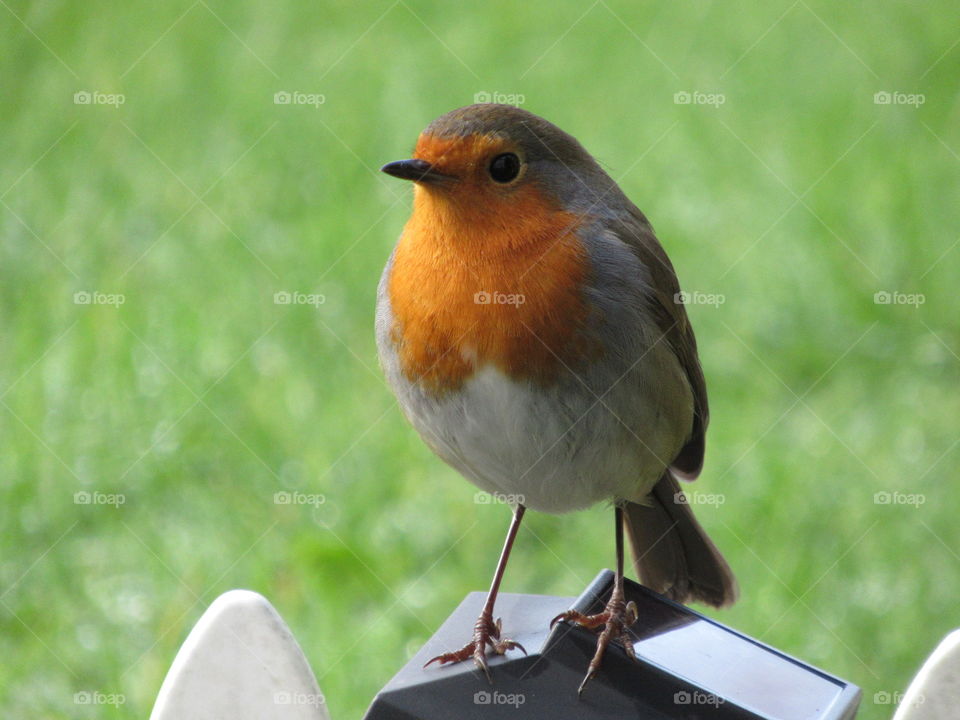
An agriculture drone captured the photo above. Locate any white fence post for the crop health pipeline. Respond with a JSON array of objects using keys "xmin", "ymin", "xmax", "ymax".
[
  {"xmin": 893, "ymin": 629, "xmax": 960, "ymax": 720},
  {"xmin": 150, "ymin": 590, "xmax": 330, "ymax": 720}
]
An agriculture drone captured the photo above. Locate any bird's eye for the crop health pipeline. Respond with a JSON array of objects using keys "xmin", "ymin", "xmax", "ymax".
[{"xmin": 488, "ymin": 153, "xmax": 521, "ymax": 183}]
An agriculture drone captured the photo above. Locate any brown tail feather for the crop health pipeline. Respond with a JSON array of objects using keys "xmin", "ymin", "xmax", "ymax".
[{"xmin": 623, "ymin": 473, "xmax": 738, "ymax": 608}]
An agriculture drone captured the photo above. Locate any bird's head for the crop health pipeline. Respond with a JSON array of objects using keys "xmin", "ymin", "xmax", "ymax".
[{"xmin": 382, "ymin": 104, "xmax": 619, "ymax": 238}]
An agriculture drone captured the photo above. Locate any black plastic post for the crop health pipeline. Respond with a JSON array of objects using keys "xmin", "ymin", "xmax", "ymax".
[{"xmin": 363, "ymin": 570, "xmax": 861, "ymax": 719}]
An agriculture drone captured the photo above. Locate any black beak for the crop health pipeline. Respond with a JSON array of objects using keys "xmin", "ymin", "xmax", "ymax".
[{"xmin": 380, "ymin": 159, "xmax": 454, "ymax": 185}]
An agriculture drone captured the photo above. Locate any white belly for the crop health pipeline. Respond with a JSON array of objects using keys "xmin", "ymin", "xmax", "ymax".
[{"xmin": 395, "ymin": 364, "xmax": 674, "ymax": 513}]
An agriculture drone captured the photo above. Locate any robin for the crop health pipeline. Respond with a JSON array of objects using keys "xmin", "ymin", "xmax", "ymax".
[{"xmin": 376, "ymin": 103, "xmax": 737, "ymax": 696}]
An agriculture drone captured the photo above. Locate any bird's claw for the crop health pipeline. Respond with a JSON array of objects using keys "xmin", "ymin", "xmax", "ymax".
[
  {"xmin": 552, "ymin": 595, "xmax": 639, "ymax": 696},
  {"xmin": 424, "ymin": 613, "xmax": 527, "ymax": 683}
]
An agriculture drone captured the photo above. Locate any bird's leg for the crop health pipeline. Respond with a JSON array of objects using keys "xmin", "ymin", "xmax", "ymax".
[
  {"xmin": 551, "ymin": 504, "xmax": 638, "ymax": 696},
  {"xmin": 424, "ymin": 504, "xmax": 528, "ymax": 682}
]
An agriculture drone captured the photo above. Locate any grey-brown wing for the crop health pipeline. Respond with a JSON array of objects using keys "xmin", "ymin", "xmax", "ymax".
[{"xmin": 611, "ymin": 206, "xmax": 708, "ymax": 479}]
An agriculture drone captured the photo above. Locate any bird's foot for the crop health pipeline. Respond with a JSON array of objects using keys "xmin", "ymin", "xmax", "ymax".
[
  {"xmin": 424, "ymin": 611, "xmax": 527, "ymax": 683},
  {"xmin": 551, "ymin": 587, "xmax": 639, "ymax": 696}
]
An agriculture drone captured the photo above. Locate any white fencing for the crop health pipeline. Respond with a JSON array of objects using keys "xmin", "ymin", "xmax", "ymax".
[
  {"xmin": 149, "ymin": 589, "xmax": 958, "ymax": 719},
  {"xmin": 150, "ymin": 590, "xmax": 330, "ymax": 720}
]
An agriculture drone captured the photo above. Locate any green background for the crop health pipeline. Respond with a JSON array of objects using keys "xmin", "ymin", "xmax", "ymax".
[{"xmin": 2, "ymin": 2, "xmax": 957, "ymax": 718}]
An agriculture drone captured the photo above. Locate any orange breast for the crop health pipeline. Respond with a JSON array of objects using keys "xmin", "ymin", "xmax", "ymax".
[{"xmin": 387, "ymin": 179, "xmax": 594, "ymax": 395}]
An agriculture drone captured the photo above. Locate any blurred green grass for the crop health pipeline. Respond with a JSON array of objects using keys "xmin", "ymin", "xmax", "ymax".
[{"xmin": 1, "ymin": 1, "xmax": 958, "ymax": 718}]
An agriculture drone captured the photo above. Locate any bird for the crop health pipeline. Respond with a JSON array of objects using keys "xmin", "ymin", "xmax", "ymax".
[{"xmin": 375, "ymin": 103, "xmax": 737, "ymax": 696}]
